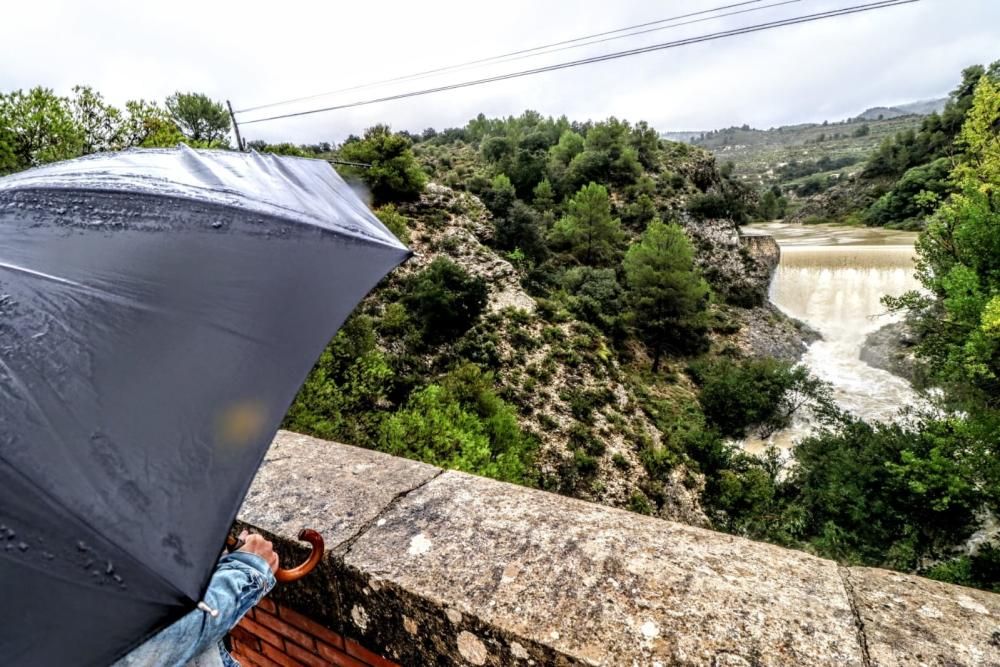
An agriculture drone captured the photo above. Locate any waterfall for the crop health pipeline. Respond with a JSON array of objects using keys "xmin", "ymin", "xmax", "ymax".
[{"xmin": 742, "ymin": 224, "xmax": 923, "ymax": 452}]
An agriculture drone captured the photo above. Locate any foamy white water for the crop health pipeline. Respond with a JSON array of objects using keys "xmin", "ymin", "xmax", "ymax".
[{"xmin": 741, "ymin": 223, "xmax": 922, "ymax": 452}]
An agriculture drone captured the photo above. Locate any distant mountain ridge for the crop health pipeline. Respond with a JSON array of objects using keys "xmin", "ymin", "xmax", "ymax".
[
  {"xmin": 662, "ymin": 96, "xmax": 948, "ymax": 142},
  {"xmin": 854, "ymin": 97, "xmax": 947, "ymax": 121}
]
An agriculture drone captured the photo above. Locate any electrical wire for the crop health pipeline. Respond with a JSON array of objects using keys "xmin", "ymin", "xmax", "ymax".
[
  {"xmin": 240, "ymin": 0, "xmax": 919, "ymax": 126},
  {"xmin": 235, "ymin": 0, "xmax": 766, "ymax": 114}
]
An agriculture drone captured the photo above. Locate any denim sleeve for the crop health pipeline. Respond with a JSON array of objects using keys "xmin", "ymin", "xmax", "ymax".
[{"xmin": 114, "ymin": 552, "xmax": 276, "ymax": 667}]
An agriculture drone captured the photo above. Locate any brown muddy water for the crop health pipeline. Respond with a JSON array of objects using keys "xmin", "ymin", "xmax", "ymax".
[{"xmin": 740, "ymin": 222, "xmax": 922, "ymax": 453}]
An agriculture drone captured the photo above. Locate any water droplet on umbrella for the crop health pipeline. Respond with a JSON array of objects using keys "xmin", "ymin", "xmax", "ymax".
[
  {"xmin": 105, "ymin": 561, "xmax": 114, "ymax": 575},
  {"xmin": 113, "ymin": 574, "xmax": 123, "ymax": 584},
  {"xmin": 5, "ymin": 529, "xmax": 15, "ymax": 540},
  {"xmin": 77, "ymin": 541, "xmax": 89, "ymax": 552},
  {"xmin": 43, "ymin": 551, "xmax": 54, "ymax": 560},
  {"xmin": 17, "ymin": 542, "xmax": 29, "ymax": 552},
  {"xmin": 83, "ymin": 559, "xmax": 94, "ymax": 569}
]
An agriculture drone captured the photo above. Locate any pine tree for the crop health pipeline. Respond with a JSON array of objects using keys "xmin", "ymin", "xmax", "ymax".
[
  {"xmin": 624, "ymin": 220, "xmax": 710, "ymax": 370},
  {"xmin": 549, "ymin": 182, "xmax": 624, "ymax": 266}
]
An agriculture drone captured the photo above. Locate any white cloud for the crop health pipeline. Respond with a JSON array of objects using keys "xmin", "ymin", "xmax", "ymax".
[{"xmin": 2, "ymin": 0, "xmax": 997, "ymax": 143}]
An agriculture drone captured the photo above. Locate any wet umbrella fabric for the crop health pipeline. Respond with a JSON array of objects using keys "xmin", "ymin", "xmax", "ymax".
[{"xmin": 0, "ymin": 147, "xmax": 410, "ymax": 666}]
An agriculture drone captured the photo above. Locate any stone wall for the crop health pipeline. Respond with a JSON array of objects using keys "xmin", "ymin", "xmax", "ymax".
[{"xmin": 237, "ymin": 431, "xmax": 1000, "ymax": 666}]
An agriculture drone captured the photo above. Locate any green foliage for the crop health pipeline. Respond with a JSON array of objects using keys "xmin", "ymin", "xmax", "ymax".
[
  {"xmin": 165, "ymin": 91, "xmax": 230, "ymax": 145},
  {"xmin": 0, "ymin": 87, "xmax": 83, "ymax": 172},
  {"xmin": 561, "ymin": 267, "xmax": 624, "ymax": 335},
  {"xmin": 400, "ymin": 258, "xmax": 488, "ymax": 346},
  {"xmin": 690, "ymin": 357, "xmax": 833, "ymax": 438},
  {"xmin": 494, "ymin": 200, "xmax": 548, "ymax": 263},
  {"xmin": 380, "ymin": 364, "xmax": 536, "ymax": 483},
  {"xmin": 790, "ymin": 414, "xmax": 985, "ymax": 568},
  {"xmin": 623, "ymin": 220, "xmax": 710, "ymax": 368},
  {"xmin": 282, "ymin": 315, "xmax": 393, "ymax": 448},
  {"xmin": 121, "ymin": 100, "xmax": 184, "ymax": 148},
  {"xmin": 375, "ymin": 204, "xmax": 410, "ymax": 245},
  {"xmin": 70, "ymin": 85, "xmax": 123, "ymax": 154},
  {"xmin": 864, "ymin": 157, "xmax": 952, "ymax": 227},
  {"xmin": 339, "ymin": 125, "xmax": 427, "ymax": 205},
  {"xmin": 481, "ymin": 172, "xmax": 516, "ymax": 218},
  {"xmin": 756, "ymin": 185, "xmax": 788, "ymax": 220},
  {"xmin": 549, "ymin": 182, "xmax": 625, "ymax": 266},
  {"xmin": 888, "ymin": 73, "xmax": 1000, "ymax": 410}
]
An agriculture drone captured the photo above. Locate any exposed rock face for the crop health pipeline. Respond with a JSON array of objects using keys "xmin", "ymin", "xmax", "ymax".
[
  {"xmin": 728, "ymin": 303, "xmax": 821, "ymax": 362},
  {"xmin": 684, "ymin": 217, "xmax": 776, "ymax": 308},
  {"xmin": 860, "ymin": 320, "xmax": 920, "ymax": 382},
  {"xmin": 240, "ymin": 431, "xmax": 1000, "ymax": 667},
  {"xmin": 397, "ymin": 184, "xmax": 708, "ymax": 527}
]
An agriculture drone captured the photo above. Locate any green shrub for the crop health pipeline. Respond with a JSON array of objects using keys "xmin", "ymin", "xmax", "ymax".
[
  {"xmin": 401, "ymin": 258, "xmax": 488, "ymax": 346},
  {"xmin": 690, "ymin": 357, "xmax": 832, "ymax": 439},
  {"xmin": 380, "ymin": 364, "xmax": 536, "ymax": 484},
  {"xmin": 339, "ymin": 124, "xmax": 426, "ymax": 204}
]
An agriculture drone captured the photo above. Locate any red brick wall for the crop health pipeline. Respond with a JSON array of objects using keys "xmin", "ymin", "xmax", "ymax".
[{"xmin": 229, "ymin": 597, "xmax": 400, "ymax": 667}]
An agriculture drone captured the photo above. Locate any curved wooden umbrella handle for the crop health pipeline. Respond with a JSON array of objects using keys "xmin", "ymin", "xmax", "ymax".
[{"xmin": 275, "ymin": 528, "xmax": 325, "ymax": 583}]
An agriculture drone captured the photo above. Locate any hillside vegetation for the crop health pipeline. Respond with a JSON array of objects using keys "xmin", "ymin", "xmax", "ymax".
[{"xmin": 2, "ymin": 75, "xmax": 999, "ymax": 592}]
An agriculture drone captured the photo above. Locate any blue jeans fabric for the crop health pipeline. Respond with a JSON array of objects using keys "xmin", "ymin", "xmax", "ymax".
[{"xmin": 113, "ymin": 551, "xmax": 275, "ymax": 667}]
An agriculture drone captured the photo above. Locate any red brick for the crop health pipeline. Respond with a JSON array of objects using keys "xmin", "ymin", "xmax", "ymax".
[
  {"xmin": 261, "ymin": 641, "xmax": 306, "ymax": 667},
  {"xmin": 256, "ymin": 596, "xmax": 277, "ymax": 614},
  {"xmin": 235, "ymin": 646, "xmax": 283, "ymax": 667},
  {"xmin": 316, "ymin": 640, "xmax": 366, "ymax": 667},
  {"xmin": 230, "ymin": 652, "xmax": 255, "ymax": 667},
  {"xmin": 240, "ymin": 617, "xmax": 285, "ymax": 650},
  {"xmin": 279, "ymin": 605, "xmax": 345, "ymax": 649},
  {"xmin": 232, "ymin": 638, "xmax": 260, "ymax": 658},
  {"xmin": 256, "ymin": 610, "xmax": 317, "ymax": 651},
  {"xmin": 344, "ymin": 638, "xmax": 398, "ymax": 667},
  {"xmin": 231, "ymin": 626, "xmax": 262, "ymax": 652},
  {"xmin": 284, "ymin": 641, "xmax": 334, "ymax": 667}
]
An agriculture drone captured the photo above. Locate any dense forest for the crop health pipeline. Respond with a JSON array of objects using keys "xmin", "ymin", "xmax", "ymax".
[{"xmin": 1, "ymin": 62, "xmax": 997, "ymax": 591}]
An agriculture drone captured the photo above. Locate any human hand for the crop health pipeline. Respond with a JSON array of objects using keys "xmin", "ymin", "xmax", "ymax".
[{"xmin": 237, "ymin": 530, "xmax": 280, "ymax": 574}]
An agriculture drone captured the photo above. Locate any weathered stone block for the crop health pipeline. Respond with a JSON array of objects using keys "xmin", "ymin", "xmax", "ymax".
[{"xmin": 847, "ymin": 567, "xmax": 1000, "ymax": 666}]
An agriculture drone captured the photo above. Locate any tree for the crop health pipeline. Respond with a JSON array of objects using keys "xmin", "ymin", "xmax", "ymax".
[
  {"xmin": 164, "ymin": 92, "xmax": 230, "ymax": 145},
  {"xmin": 0, "ymin": 87, "xmax": 83, "ymax": 172},
  {"xmin": 400, "ymin": 258, "xmax": 488, "ymax": 346},
  {"xmin": 120, "ymin": 100, "xmax": 185, "ymax": 148},
  {"xmin": 480, "ymin": 173, "xmax": 516, "ymax": 218},
  {"xmin": 891, "ymin": 74, "xmax": 1000, "ymax": 408},
  {"xmin": 623, "ymin": 220, "xmax": 710, "ymax": 369},
  {"xmin": 549, "ymin": 182, "xmax": 624, "ymax": 266},
  {"xmin": 339, "ymin": 125, "xmax": 427, "ymax": 205},
  {"xmin": 691, "ymin": 357, "xmax": 832, "ymax": 438},
  {"xmin": 70, "ymin": 85, "xmax": 124, "ymax": 154},
  {"xmin": 494, "ymin": 201, "xmax": 547, "ymax": 264}
]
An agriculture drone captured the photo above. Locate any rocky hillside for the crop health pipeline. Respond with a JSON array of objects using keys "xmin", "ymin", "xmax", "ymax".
[{"xmin": 344, "ymin": 175, "xmax": 807, "ymax": 525}]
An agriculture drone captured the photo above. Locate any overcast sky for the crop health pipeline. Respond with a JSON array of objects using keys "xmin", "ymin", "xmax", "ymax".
[{"xmin": 2, "ymin": 0, "xmax": 997, "ymax": 144}]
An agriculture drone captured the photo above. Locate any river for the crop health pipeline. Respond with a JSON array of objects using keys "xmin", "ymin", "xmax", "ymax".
[{"xmin": 741, "ymin": 222, "xmax": 922, "ymax": 452}]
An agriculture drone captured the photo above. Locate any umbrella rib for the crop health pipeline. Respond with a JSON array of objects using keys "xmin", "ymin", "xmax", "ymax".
[
  {"xmin": 0, "ymin": 546, "xmax": 183, "ymax": 607},
  {"xmin": 0, "ymin": 451, "xmax": 194, "ymax": 605}
]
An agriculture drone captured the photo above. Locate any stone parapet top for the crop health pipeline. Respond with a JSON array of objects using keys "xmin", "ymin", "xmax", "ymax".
[{"xmin": 238, "ymin": 430, "xmax": 1000, "ymax": 666}]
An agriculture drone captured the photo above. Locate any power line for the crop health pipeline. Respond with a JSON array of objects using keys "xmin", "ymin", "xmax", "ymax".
[
  {"xmin": 235, "ymin": 0, "xmax": 765, "ymax": 114},
  {"xmin": 428, "ymin": 0, "xmax": 806, "ymax": 79},
  {"xmin": 240, "ymin": 0, "xmax": 919, "ymax": 126}
]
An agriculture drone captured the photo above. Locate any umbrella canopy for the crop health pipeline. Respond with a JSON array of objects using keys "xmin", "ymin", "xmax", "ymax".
[{"xmin": 0, "ymin": 147, "xmax": 410, "ymax": 666}]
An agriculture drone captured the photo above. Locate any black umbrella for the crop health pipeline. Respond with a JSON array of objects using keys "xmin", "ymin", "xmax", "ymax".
[{"xmin": 0, "ymin": 147, "xmax": 410, "ymax": 666}]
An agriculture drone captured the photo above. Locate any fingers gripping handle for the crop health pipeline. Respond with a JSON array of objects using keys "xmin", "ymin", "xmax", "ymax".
[{"xmin": 275, "ymin": 529, "xmax": 325, "ymax": 583}]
